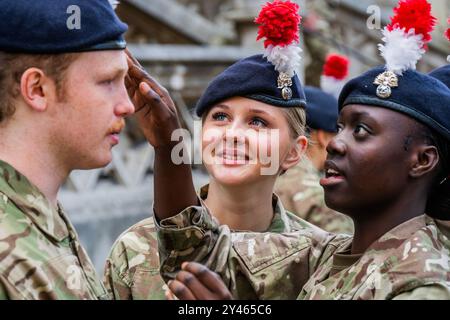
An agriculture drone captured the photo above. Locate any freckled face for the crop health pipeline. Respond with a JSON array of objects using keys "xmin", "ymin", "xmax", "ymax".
[{"xmin": 51, "ymin": 50, "xmax": 135, "ymax": 169}]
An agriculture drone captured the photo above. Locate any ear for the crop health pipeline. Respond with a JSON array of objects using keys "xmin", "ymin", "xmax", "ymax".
[
  {"xmin": 280, "ymin": 135, "xmax": 308, "ymax": 171},
  {"xmin": 409, "ymin": 145, "xmax": 440, "ymax": 178},
  {"xmin": 20, "ymin": 68, "xmax": 55, "ymax": 112}
]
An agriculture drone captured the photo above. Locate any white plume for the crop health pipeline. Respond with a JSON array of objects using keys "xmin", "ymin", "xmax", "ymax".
[
  {"xmin": 264, "ymin": 44, "xmax": 302, "ymax": 78},
  {"xmin": 378, "ymin": 27, "xmax": 425, "ymax": 75},
  {"xmin": 320, "ymin": 75, "xmax": 345, "ymax": 100},
  {"xmin": 109, "ymin": 0, "xmax": 120, "ymax": 9}
]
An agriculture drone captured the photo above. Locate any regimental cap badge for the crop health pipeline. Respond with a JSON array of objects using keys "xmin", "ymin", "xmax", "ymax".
[
  {"xmin": 373, "ymin": 71, "xmax": 399, "ymax": 99},
  {"xmin": 376, "ymin": 0, "xmax": 436, "ymax": 98},
  {"xmin": 255, "ymin": 0, "xmax": 302, "ymax": 101},
  {"xmin": 277, "ymin": 72, "xmax": 293, "ymax": 100}
]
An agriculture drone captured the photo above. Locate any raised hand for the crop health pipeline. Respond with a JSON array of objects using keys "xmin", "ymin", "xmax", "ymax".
[
  {"xmin": 167, "ymin": 262, "xmax": 233, "ymax": 300},
  {"xmin": 125, "ymin": 49, "xmax": 182, "ymax": 149},
  {"xmin": 125, "ymin": 49, "xmax": 198, "ymax": 220}
]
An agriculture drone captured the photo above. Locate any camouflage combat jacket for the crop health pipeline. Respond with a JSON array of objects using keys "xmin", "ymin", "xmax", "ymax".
[
  {"xmin": 104, "ymin": 185, "xmax": 310, "ymax": 300},
  {"xmin": 156, "ymin": 202, "xmax": 450, "ymax": 299},
  {"xmin": 0, "ymin": 160, "xmax": 108, "ymax": 300},
  {"xmin": 275, "ymin": 158, "xmax": 353, "ymax": 234},
  {"xmin": 299, "ymin": 215, "xmax": 450, "ymax": 299}
]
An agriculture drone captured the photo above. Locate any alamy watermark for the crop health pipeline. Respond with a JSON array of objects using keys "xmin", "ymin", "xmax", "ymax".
[{"xmin": 66, "ymin": 5, "xmax": 81, "ymax": 30}]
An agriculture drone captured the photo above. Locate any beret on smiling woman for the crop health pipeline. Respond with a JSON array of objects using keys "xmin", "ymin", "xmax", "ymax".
[
  {"xmin": 0, "ymin": 0, "xmax": 127, "ymax": 53},
  {"xmin": 195, "ymin": 1, "xmax": 306, "ymax": 117},
  {"xmin": 338, "ymin": 0, "xmax": 450, "ymax": 141}
]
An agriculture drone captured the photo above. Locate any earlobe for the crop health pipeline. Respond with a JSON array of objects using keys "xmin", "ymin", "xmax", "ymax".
[
  {"xmin": 20, "ymin": 68, "xmax": 49, "ymax": 112},
  {"xmin": 280, "ymin": 135, "xmax": 308, "ymax": 171},
  {"xmin": 410, "ymin": 145, "xmax": 440, "ymax": 178}
]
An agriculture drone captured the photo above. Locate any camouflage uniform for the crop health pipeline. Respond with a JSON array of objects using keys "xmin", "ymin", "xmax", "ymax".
[
  {"xmin": 104, "ymin": 184, "xmax": 309, "ymax": 300},
  {"xmin": 275, "ymin": 157, "xmax": 353, "ymax": 234},
  {"xmin": 156, "ymin": 203, "xmax": 450, "ymax": 299},
  {"xmin": 0, "ymin": 160, "xmax": 108, "ymax": 300},
  {"xmin": 299, "ymin": 215, "xmax": 450, "ymax": 299}
]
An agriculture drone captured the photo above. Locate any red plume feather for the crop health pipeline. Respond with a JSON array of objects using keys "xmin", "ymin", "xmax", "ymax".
[
  {"xmin": 387, "ymin": 0, "xmax": 436, "ymax": 45},
  {"xmin": 255, "ymin": 0, "xmax": 301, "ymax": 48}
]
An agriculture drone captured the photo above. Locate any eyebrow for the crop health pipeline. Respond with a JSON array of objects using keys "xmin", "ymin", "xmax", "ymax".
[
  {"xmin": 248, "ymin": 108, "xmax": 270, "ymax": 116},
  {"xmin": 340, "ymin": 110, "xmax": 373, "ymax": 121},
  {"xmin": 214, "ymin": 104, "xmax": 231, "ymax": 110},
  {"xmin": 104, "ymin": 67, "xmax": 128, "ymax": 79},
  {"xmin": 212, "ymin": 104, "xmax": 277, "ymax": 121}
]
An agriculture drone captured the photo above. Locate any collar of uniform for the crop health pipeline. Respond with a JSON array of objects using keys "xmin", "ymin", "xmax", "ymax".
[
  {"xmin": 0, "ymin": 160, "xmax": 69, "ymax": 241},
  {"xmin": 331, "ymin": 242, "xmax": 362, "ymax": 276},
  {"xmin": 365, "ymin": 215, "xmax": 428, "ymax": 252},
  {"xmin": 198, "ymin": 184, "xmax": 291, "ymax": 233}
]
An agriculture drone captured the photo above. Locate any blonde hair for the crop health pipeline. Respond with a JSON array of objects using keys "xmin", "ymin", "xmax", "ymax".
[{"xmin": 281, "ymin": 106, "xmax": 306, "ymax": 138}]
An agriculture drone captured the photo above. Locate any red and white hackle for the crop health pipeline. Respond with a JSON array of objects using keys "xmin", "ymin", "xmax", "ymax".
[{"xmin": 378, "ymin": 0, "xmax": 436, "ymax": 75}]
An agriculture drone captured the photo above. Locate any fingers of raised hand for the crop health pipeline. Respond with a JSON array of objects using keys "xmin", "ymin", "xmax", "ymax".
[
  {"xmin": 175, "ymin": 270, "xmax": 217, "ymax": 300},
  {"xmin": 181, "ymin": 262, "xmax": 233, "ymax": 300},
  {"xmin": 168, "ymin": 279, "xmax": 196, "ymax": 300}
]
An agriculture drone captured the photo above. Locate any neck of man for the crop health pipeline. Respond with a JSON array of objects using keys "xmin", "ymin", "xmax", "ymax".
[
  {"xmin": 204, "ymin": 178, "xmax": 275, "ymax": 232},
  {"xmin": 0, "ymin": 124, "xmax": 68, "ymax": 207},
  {"xmin": 349, "ymin": 185, "xmax": 429, "ymax": 255}
]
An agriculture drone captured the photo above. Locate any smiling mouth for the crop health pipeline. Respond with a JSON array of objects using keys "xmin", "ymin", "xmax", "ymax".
[{"xmin": 214, "ymin": 150, "xmax": 251, "ymax": 165}]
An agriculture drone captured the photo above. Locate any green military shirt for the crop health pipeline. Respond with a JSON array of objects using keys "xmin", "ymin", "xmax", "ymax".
[
  {"xmin": 0, "ymin": 160, "xmax": 108, "ymax": 300},
  {"xmin": 104, "ymin": 184, "xmax": 310, "ymax": 300},
  {"xmin": 275, "ymin": 157, "xmax": 353, "ymax": 234},
  {"xmin": 156, "ymin": 203, "xmax": 450, "ymax": 299}
]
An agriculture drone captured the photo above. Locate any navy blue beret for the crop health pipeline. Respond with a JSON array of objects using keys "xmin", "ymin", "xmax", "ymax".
[
  {"xmin": 429, "ymin": 65, "xmax": 450, "ymax": 89},
  {"xmin": 195, "ymin": 54, "xmax": 306, "ymax": 117},
  {"xmin": 0, "ymin": 0, "xmax": 127, "ymax": 53},
  {"xmin": 304, "ymin": 86, "xmax": 338, "ymax": 133},
  {"xmin": 338, "ymin": 66, "xmax": 450, "ymax": 140}
]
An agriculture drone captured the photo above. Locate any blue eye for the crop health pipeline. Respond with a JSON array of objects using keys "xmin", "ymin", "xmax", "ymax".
[
  {"xmin": 212, "ymin": 112, "xmax": 228, "ymax": 121},
  {"xmin": 249, "ymin": 117, "xmax": 267, "ymax": 128}
]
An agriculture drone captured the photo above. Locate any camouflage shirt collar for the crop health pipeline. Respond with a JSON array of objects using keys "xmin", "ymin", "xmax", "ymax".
[
  {"xmin": 366, "ymin": 215, "xmax": 429, "ymax": 252},
  {"xmin": 0, "ymin": 160, "xmax": 69, "ymax": 241},
  {"xmin": 199, "ymin": 184, "xmax": 291, "ymax": 233}
]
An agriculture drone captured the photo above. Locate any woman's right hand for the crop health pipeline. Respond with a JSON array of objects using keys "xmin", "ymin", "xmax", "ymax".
[{"xmin": 125, "ymin": 49, "xmax": 182, "ymax": 149}]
